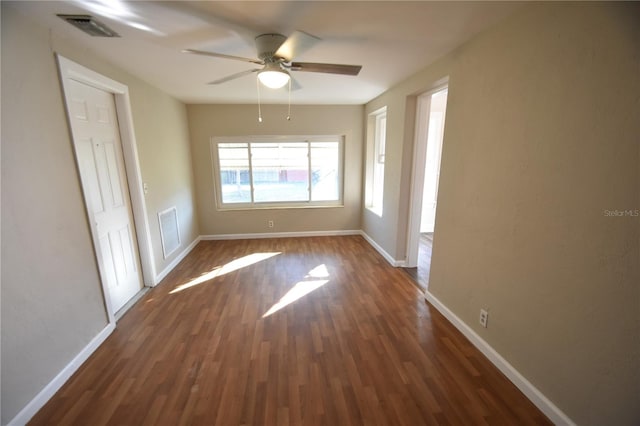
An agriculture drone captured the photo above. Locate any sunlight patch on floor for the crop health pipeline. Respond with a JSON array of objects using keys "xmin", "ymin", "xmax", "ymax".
[
  {"xmin": 262, "ymin": 264, "xmax": 330, "ymax": 317},
  {"xmin": 169, "ymin": 252, "xmax": 281, "ymax": 294}
]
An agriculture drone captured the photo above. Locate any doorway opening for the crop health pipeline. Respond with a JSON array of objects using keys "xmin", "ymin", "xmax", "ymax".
[{"xmin": 404, "ymin": 85, "xmax": 448, "ymax": 292}]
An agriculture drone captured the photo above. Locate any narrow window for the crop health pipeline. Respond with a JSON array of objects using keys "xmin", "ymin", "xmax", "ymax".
[{"xmin": 366, "ymin": 107, "xmax": 387, "ymax": 216}]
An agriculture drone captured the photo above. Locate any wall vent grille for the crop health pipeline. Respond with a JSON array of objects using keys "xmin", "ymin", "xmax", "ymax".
[{"xmin": 158, "ymin": 207, "xmax": 181, "ymax": 259}]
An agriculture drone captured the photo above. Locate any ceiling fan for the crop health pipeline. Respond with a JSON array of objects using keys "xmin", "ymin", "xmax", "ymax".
[{"xmin": 183, "ymin": 31, "xmax": 362, "ymax": 89}]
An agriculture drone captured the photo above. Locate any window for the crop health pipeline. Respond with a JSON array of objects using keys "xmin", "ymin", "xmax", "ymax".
[
  {"xmin": 366, "ymin": 107, "xmax": 387, "ymax": 216},
  {"xmin": 212, "ymin": 136, "xmax": 343, "ymax": 209}
]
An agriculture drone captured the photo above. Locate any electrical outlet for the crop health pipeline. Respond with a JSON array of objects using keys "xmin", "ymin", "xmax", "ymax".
[
  {"xmin": 268, "ymin": 220, "xmax": 274, "ymax": 228},
  {"xmin": 479, "ymin": 309, "xmax": 489, "ymax": 328}
]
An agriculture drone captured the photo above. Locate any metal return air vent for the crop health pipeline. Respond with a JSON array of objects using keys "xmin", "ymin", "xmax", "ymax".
[{"xmin": 57, "ymin": 14, "xmax": 120, "ymax": 37}]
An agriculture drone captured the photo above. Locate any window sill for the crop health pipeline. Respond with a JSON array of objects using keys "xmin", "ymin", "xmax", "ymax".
[
  {"xmin": 366, "ymin": 206, "xmax": 383, "ymax": 217},
  {"xmin": 216, "ymin": 204, "xmax": 345, "ymax": 212}
]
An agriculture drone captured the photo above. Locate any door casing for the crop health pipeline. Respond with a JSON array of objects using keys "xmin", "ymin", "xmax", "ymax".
[
  {"xmin": 406, "ymin": 79, "xmax": 449, "ymax": 269},
  {"xmin": 57, "ymin": 55, "xmax": 155, "ymax": 322}
]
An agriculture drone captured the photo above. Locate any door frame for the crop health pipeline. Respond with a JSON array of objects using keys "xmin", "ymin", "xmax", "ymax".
[
  {"xmin": 405, "ymin": 80, "xmax": 449, "ymax": 268},
  {"xmin": 57, "ymin": 55, "xmax": 156, "ymax": 322}
]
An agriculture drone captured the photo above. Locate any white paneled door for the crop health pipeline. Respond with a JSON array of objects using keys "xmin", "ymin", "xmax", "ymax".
[{"xmin": 66, "ymin": 79, "xmax": 143, "ymax": 313}]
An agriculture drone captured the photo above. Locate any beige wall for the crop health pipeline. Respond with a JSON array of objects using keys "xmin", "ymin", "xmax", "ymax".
[
  {"xmin": 3, "ymin": 1, "xmax": 638, "ymax": 424},
  {"xmin": 1, "ymin": 4, "xmax": 198, "ymax": 423},
  {"xmin": 125, "ymin": 79, "xmax": 199, "ymax": 275},
  {"xmin": 187, "ymin": 104, "xmax": 363, "ymax": 235},
  {"xmin": 365, "ymin": 3, "xmax": 639, "ymax": 425}
]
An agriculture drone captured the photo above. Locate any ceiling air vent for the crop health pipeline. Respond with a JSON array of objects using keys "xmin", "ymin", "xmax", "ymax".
[{"xmin": 57, "ymin": 14, "xmax": 120, "ymax": 37}]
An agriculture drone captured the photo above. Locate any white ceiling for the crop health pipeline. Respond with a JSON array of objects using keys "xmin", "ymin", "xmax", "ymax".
[{"xmin": 9, "ymin": 1, "xmax": 523, "ymax": 105}]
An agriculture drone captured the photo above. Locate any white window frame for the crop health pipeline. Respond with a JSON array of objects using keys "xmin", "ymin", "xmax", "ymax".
[
  {"xmin": 365, "ymin": 107, "xmax": 387, "ymax": 216},
  {"xmin": 211, "ymin": 135, "xmax": 345, "ymax": 210}
]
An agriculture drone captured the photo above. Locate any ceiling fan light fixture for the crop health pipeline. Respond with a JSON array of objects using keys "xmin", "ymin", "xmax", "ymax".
[{"xmin": 258, "ymin": 66, "xmax": 290, "ymax": 89}]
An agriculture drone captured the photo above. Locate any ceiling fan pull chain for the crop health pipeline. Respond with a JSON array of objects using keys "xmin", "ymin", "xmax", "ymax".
[
  {"xmin": 287, "ymin": 78, "xmax": 292, "ymax": 121},
  {"xmin": 257, "ymin": 75, "xmax": 263, "ymax": 123}
]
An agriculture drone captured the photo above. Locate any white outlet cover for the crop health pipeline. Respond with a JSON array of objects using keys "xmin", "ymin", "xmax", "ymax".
[{"xmin": 480, "ymin": 309, "xmax": 489, "ymax": 327}]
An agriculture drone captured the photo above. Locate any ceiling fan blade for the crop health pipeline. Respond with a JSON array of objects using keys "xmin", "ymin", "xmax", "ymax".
[
  {"xmin": 275, "ymin": 31, "xmax": 320, "ymax": 61},
  {"xmin": 290, "ymin": 62, "xmax": 362, "ymax": 76},
  {"xmin": 182, "ymin": 49, "xmax": 263, "ymax": 65},
  {"xmin": 208, "ymin": 69, "xmax": 259, "ymax": 85}
]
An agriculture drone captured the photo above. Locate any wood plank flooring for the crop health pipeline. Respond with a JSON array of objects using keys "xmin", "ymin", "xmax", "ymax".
[
  {"xmin": 403, "ymin": 233, "xmax": 433, "ymax": 292},
  {"xmin": 29, "ymin": 236, "xmax": 551, "ymax": 425}
]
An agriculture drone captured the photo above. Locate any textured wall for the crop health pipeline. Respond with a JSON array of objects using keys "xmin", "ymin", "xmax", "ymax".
[
  {"xmin": 125, "ymin": 82, "xmax": 199, "ymax": 275},
  {"xmin": 1, "ymin": 4, "xmax": 199, "ymax": 423},
  {"xmin": 1, "ymin": 7, "xmax": 109, "ymax": 424},
  {"xmin": 365, "ymin": 3, "xmax": 640, "ymax": 424},
  {"xmin": 187, "ymin": 104, "xmax": 363, "ymax": 235}
]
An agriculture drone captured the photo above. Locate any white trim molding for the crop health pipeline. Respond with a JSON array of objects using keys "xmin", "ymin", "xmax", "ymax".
[
  {"xmin": 8, "ymin": 323, "xmax": 115, "ymax": 426},
  {"xmin": 154, "ymin": 236, "xmax": 201, "ymax": 285},
  {"xmin": 158, "ymin": 206, "xmax": 182, "ymax": 259},
  {"xmin": 211, "ymin": 135, "xmax": 345, "ymax": 211},
  {"xmin": 201, "ymin": 229, "xmax": 361, "ymax": 241},
  {"xmin": 424, "ymin": 291, "xmax": 575, "ymax": 426},
  {"xmin": 56, "ymin": 55, "xmax": 156, "ymax": 289},
  {"xmin": 200, "ymin": 230, "xmax": 408, "ymax": 267},
  {"xmin": 8, "ymin": 231, "xmax": 572, "ymax": 426},
  {"xmin": 405, "ymin": 78, "xmax": 449, "ymax": 268},
  {"xmin": 359, "ymin": 231, "xmax": 405, "ymax": 267}
]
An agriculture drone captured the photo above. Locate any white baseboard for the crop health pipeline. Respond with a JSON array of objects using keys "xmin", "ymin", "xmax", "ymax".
[
  {"xmin": 424, "ymin": 291, "xmax": 574, "ymax": 426},
  {"xmin": 359, "ymin": 231, "xmax": 404, "ymax": 267},
  {"xmin": 200, "ymin": 229, "xmax": 361, "ymax": 240},
  {"xmin": 8, "ymin": 322, "xmax": 115, "ymax": 426},
  {"xmin": 153, "ymin": 236, "xmax": 201, "ymax": 285},
  {"xmin": 200, "ymin": 230, "xmax": 407, "ymax": 267},
  {"xmin": 114, "ymin": 287, "xmax": 149, "ymax": 321},
  {"xmin": 8, "ymin": 232, "xmax": 569, "ymax": 426}
]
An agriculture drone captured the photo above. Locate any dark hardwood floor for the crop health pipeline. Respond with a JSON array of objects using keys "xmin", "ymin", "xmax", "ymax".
[
  {"xmin": 29, "ymin": 236, "xmax": 550, "ymax": 425},
  {"xmin": 403, "ymin": 232, "xmax": 433, "ymax": 292}
]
